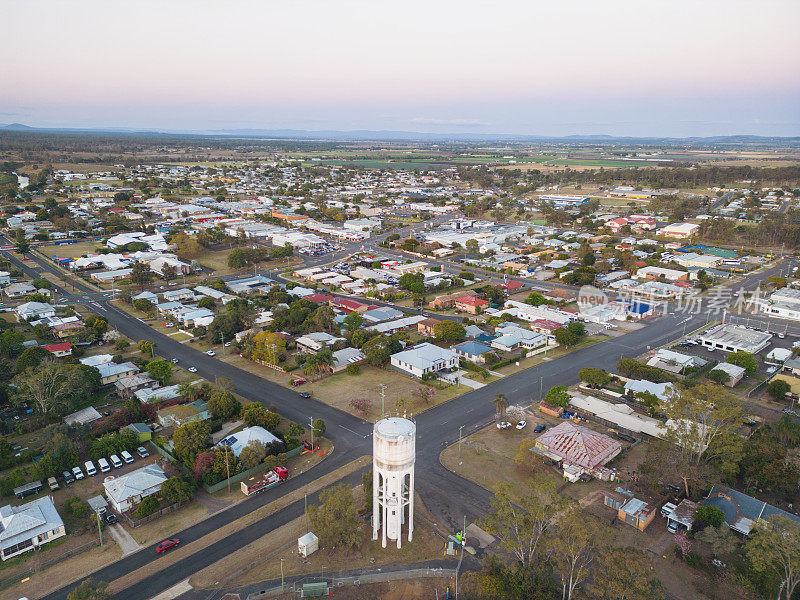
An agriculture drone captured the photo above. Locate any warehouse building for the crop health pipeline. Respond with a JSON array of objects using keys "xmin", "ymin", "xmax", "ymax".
[{"xmin": 699, "ymin": 324, "xmax": 772, "ymax": 354}]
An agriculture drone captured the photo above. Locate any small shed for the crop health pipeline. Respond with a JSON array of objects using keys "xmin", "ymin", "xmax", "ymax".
[
  {"xmin": 298, "ymin": 531, "xmax": 319, "ymax": 557},
  {"xmin": 87, "ymin": 495, "xmax": 109, "ymax": 515}
]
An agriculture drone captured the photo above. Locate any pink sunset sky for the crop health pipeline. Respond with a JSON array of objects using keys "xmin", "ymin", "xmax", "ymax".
[{"xmin": 2, "ymin": 0, "xmax": 799, "ymax": 136}]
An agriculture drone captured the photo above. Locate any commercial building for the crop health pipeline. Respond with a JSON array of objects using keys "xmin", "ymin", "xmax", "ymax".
[
  {"xmin": 657, "ymin": 222, "xmax": 699, "ymax": 239},
  {"xmin": 759, "ymin": 287, "xmax": 800, "ymax": 321},
  {"xmin": 699, "ymin": 324, "xmax": 772, "ymax": 354}
]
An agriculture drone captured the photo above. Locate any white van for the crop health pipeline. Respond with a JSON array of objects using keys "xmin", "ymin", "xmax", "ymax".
[
  {"xmin": 72, "ymin": 466, "xmax": 84, "ymax": 480},
  {"xmin": 98, "ymin": 458, "xmax": 111, "ymax": 473},
  {"xmin": 84, "ymin": 460, "xmax": 97, "ymax": 477},
  {"xmin": 110, "ymin": 454, "xmax": 123, "ymax": 469},
  {"xmin": 120, "ymin": 450, "xmax": 134, "ymax": 464}
]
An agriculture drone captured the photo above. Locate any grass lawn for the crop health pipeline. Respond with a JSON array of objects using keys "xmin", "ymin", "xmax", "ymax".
[
  {"xmin": 39, "ymin": 240, "xmax": 102, "ymax": 260},
  {"xmin": 492, "ymin": 354, "xmax": 546, "ymax": 376},
  {"xmin": 305, "ymin": 366, "xmax": 472, "ymax": 422},
  {"xmin": 197, "ymin": 248, "xmax": 301, "ymax": 277}
]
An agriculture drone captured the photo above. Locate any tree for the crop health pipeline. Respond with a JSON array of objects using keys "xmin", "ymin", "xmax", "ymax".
[
  {"xmin": 135, "ymin": 496, "xmax": 159, "ymax": 518},
  {"xmin": 129, "ymin": 261, "xmax": 153, "ymax": 289},
  {"xmin": 747, "ymin": 515, "xmax": 800, "ymax": 600},
  {"xmin": 696, "ymin": 524, "xmax": 737, "ymax": 558},
  {"xmin": 238, "ymin": 440, "xmax": 267, "ymax": 469},
  {"xmin": 161, "ymin": 264, "xmax": 178, "ymax": 281},
  {"xmin": 465, "ymin": 238, "xmax": 479, "ymax": 253},
  {"xmin": 550, "ymin": 509, "xmax": 600, "ymax": 600},
  {"xmin": 587, "ymin": 547, "xmax": 661, "ymax": 600},
  {"xmin": 482, "ymin": 481, "xmax": 564, "ymax": 568},
  {"xmin": 207, "ymin": 391, "xmax": 241, "ymax": 420},
  {"xmin": 145, "ymin": 359, "xmax": 173, "ymax": 385},
  {"xmin": 67, "ymin": 579, "xmax": 110, "ymax": 600},
  {"xmin": 14, "ymin": 359, "xmax": 86, "ymax": 415},
  {"xmin": 308, "ymin": 483, "xmax": 362, "ymax": 552},
  {"xmin": 249, "ymin": 331, "xmax": 287, "ymax": 364},
  {"xmin": 706, "ymin": 369, "xmax": 731, "ymax": 385},
  {"xmin": 133, "ymin": 298, "xmax": 154, "ymax": 313},
  {"xmin": 160, "ymin": 477, "xmax": 194, "ymax": 505},
  {"xmin": 433, "ymin": 320, "xmax": 466, "ymax": 343},
  {"xmin": 493, "ymin": 393, "xmax": 509, "ymax": 419},
  {"xmin": 545, "ymin": 385, "xmax": 570, "ymax": 408},
  {"xmin": 525, "ymin": 292, "xmax": 553, "ymax": 307},
  {"xmin": 578, "ymin": 367, "xmax": 610, "ymax": 388},
  {"xmin": 726, "ymin": 350, "xmax": 758, "ymax": 376},
  {"xmin": 554, "ymin": 327, "xmax": 580, "ymax": 347},
  {"xmin": 694, "ymin": 505, "xmax": 726, "ymax": 530},
  {"xmin": 313, "ymin": 418, "xmax": 326, "ymax": 437},
  {"xmin": 342, "ymin": 312, "xmax": 363, "ymax": 331},
  {"xmin": 656, "ymin": 382, "xmax": 745, "ymax": 496},
  {"xmin": 173, "ymin": 421, "xmax": 211, "ymax": 466},
  {"xmin": 137, "ymin": 339, "xmax": 155, "ymax": 357},
  {"xmin": 197, "ymin": 296, "xmax": 216, "ymax": 310},
  {"xmin": 240, "ymin": 403, "xmax": 280, "ymax": 431},
  {"xmin": 768, "ymin": 379, "xmax": 792, "ymax": 401}
]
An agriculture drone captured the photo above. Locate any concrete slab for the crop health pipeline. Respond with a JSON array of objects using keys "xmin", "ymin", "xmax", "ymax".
[{"xmin": 108, "ymin": 523, "xmax": 143, "ymax": 555}]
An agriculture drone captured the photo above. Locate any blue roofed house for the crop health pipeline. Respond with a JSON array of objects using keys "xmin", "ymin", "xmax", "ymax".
[
  {"xmin": 452, "ymin": 340, "xmax": 493, "ymax": 364},
  {"xmin": 702, "ymin": 484, "xmax": 800, "ymax": 536}
]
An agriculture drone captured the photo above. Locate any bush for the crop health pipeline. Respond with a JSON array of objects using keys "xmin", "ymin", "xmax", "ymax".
[
  {"xmin": 135, "ymin": 496, "xmax": 160, "ymax": 518},
  {"xmin": 767, "ymin": 379, "xmax": 791, "ymax": 401},
  {"xmin": 288, "ymin": 423, "xmax": 305, "ymax": 436},
  {"xmin": 345, "ymin": 363, "xmax": 360, "ymax": 375}
]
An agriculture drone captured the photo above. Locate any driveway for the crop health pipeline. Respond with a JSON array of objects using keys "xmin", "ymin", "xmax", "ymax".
[
  {"xmin": 108, "ymin": 523, "xmax": 143, "ymax": 555},
  {"xmin": 212, "ymin": 420, "xmax": 243, "ymax": 444}
]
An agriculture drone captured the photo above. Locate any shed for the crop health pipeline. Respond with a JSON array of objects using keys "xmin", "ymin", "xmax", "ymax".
[
  {"xmin": 87, "ymin": 495, "xmax": 109, "ymax": 515},
  {"xmin": 298, "ymin": 531, "xmax": 319, "ymax": 557}
]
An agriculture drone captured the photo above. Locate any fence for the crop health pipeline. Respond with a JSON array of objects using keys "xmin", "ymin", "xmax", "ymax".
[
  {"xmin": 123, "ymin": 499, "xmax": 191, "ymax": 528},
  {"xmin": 245, "ymin": 566, "xmax": 458, "ymax": 599},
  {"xmin": 0, "ymin": 537, "xmax": 102, "ymax": 592},
  {"xmin": 202, "ymin": 445, "xmax": 304, "ymax": 494}
]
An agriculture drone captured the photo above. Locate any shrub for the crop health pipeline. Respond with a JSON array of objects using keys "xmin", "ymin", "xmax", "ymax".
[
  {"xmin": 345, "ymin": 363, "xmax": 360, "ymax": 375},
  {"xmin": 135, "ymin": 496, "xmax": 159, "ymax": 518}
]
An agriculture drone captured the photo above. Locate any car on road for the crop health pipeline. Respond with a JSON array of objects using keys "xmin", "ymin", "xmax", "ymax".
[
  {"xmin": 496, "ymin": 421, "xmax": 512, "ymax": 430},
  {"xmin": 206, "ymin": 350, "xmax": 216, "ymax": 356},
  {"xmin": 171, "ymin": 358, "xmax": 178, "ymax": 363},
  {"xmin": 137, "ymin": 446, "xmax": 149, "ymax": 458},
  {"xmin": 156, "ymin": 538, "xmax": 180, "ymax": 553},
  {"xmin": 779, "ymin": 333, "xmax": 786, "ymax": 339},
  {"xmin": 515, "ymin": 420, "xmax": 527, "ymax": 430},
  {"xmin": 298, "ymin": 391, "xmax": 311, "ymax": 398},
  {"xmin": 188, "ymin": 366, "xmax": 197, "ymax": 372},
  {"xmin": 533, "ymin": 424, "xmax": 547, "ymax": 433}
]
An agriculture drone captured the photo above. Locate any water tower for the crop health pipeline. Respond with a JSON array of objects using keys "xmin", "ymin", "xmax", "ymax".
[{"xmin": 372, "ymin": 417, "xmax": 415, "ymax": 549}]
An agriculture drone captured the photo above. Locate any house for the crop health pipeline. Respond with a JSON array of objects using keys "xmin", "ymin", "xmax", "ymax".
[
  {"xmin": 662, "ymin": 499, "xmax": 698, "ymax": 533},
  {"xmin": 218, "ymin": 426, "xmax": 281, "ymax": 457},
  {"xmin": 126, "ymin": 422, "xmax": 152, "ymax": 442},
  {"xmin": 330, "ymin": 297, "xmax": 369, "ymax": 314},
  {"xmin": 4, "ymin": 282, "xmax": 36, "ymax": 298},
  {"xmin": 63, "ymin": 406, "xmax": 102, "ymax": 426},
  {"xmin": 136, "ymin": 385, "xmax": 182, "ymax": 405},
  {"xmin": 0, "ymin": 496, "xmax": 66, "ymax": 561},
  {"xmin": 646, "ymin": 349, "xmax": 706, "ymax": 374},
  {"xmin": 15, "ymin": 301, "xmax": 55, "ymax": 321},
  {"xmin": 429, "ymin": 290, "xmax": 477, "ymax": 310},
  {"xmin": 42, "ymin": 342, "xmax": 72, "ymax": 357},
  {"xmin": 711, "ymin": 362, "xmax": 746, "ymax": 387},
  {"xmin": 103, "ymin": 464, "xmax": 167, "ymax": 513},
  {"xmin": 156, "ymin": 400, "xmax": 209, "ymax": 426},
  {"xmin": 657, "ymin": 222, "xmax": 699, "ymax": 239},
  {"xmin": 331, "ymin": 347, "xmax": 366, "ymax": 373},
  {"xmin": 163, "ymin": 288, "xmax": 196, "ymax": 302},
  {"xmin": 96, "ymin": 361, "xmax": 139, "ymax": 385},
  {"xmin": 602, "ymin": 490, "xmax": 657, "ymax": 531},
  {"xmin": 702, "ymin": 484, "xmax": 800, "ymax": 536},
  {"xmin": 114, "ymin": 374, "xmax": 157, "ymax": 397},
  {"xmin": 417, "ymin": 317, "xmax": 442, "ymax": 336},
  {"xmin": 390, "ymin": 343, "xmax": 459, "ymax": 378},
  {"xmin": 452, "ymin": 340, "xmax": 493, "ymax": 363},
  {"xmin": 131, "ymin": 291, "xmax": 158, "ymax": 304},
  {"xmin": 454, "ymin": 295, "xmax": 489, "ymax": 314},
  {"xmin": 296, "ymin": 332, "xmax": 344, "ymax": 353},
  {"xmin": 624, "ymin": 379, "xmax": 675, "ymax": 401},
  {"xmin": 533, "ymin": 421, "xmax": 622, "ymax": 481},
  {"xmin": 362, "ymin": 306, "xmax": 403, "ymax": 323},
  {"xmin": 635, "ymin": 266, "xmax": 688, "ymax": 282},
  {"xmin": 52, "ymin": 319, "xmax": 86, "ymax": 338}
]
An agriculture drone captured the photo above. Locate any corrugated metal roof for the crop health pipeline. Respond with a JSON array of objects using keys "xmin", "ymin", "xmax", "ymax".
[{"xmin": 535, "ymin": 421, "xmax": 621, "ymax": 469}]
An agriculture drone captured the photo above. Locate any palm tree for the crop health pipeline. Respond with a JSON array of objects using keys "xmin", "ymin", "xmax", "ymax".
[{"xmin": 493, "ymin": 393, "xmax": 509, "ymax": 420}]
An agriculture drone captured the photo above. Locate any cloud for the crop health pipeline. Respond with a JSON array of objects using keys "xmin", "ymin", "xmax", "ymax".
[{"xmin": 410, "ymin": 117, "xmax": 488, "ymax": 128}]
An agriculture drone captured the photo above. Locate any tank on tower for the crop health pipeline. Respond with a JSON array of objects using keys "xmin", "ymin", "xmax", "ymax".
[{"xmin": 372, "ymin": 417, "xmax": 415, "ymax": 549}]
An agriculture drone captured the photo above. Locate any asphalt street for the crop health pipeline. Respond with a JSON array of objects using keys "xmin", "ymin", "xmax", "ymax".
[{"xmin": 3, "ymin": 234, "xmax": 794, "ymax": 600}]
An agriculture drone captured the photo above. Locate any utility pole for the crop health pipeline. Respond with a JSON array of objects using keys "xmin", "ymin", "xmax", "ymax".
[
  {"xmin": 458, "ymin": 425, "xmax": 464, "ymax": 459},
  {"xmin": 225, "ymin": 448, "xmax": 231, "ymax": 493},
  {"xmin": 455, "ymin": 515, "xmax": 466, "ymax": 599},
  {"xmin": 309, "ymin": 416, "xmax": 315, "ymax": 446},
  {"xmin": 97, "ymin": 511, "xmax": 103, "ymax": 550},
  {"xmin": 379, "ymin": 384, "xmax": 386, "ymax": 419},
  {"xmin": 281, "ymin": 557, "xmax": 285, "ymax": 591}
]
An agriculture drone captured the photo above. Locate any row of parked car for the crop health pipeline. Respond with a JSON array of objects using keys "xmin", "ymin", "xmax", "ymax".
[{"xmin": 61, "ymin": 446, "xmax": 150, "ymax": 485}]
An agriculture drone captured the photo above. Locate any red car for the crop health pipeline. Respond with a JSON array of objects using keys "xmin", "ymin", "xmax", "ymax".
[
  {"xmin": 156, "ymin": 538, "xmax": 180, "ymax": 553},
  {"xmin": 291, "ymin": 378, "xmax": 307, "ymax": 386}
]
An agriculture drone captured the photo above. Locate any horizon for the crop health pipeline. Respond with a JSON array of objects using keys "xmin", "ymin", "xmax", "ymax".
[{"xmin": 2, "ymin": 0, "xmax": 799, "ymax": 137}]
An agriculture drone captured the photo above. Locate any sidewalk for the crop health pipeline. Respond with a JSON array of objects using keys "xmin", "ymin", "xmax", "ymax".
[{"xmin": 107, "ymin": 523, "xmax": 143, "ymax": 556}]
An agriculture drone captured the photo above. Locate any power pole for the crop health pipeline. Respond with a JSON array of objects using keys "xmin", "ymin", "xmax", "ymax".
[
  {"xmin": 309, "ymin": 416, "xmax": 315, "ymax": 446},
  {"xmin": 458, "ymin": 425, "xmax": 464, "ymax": 459},
  {"xmin": 225, "ymin": 448, "xmax": 231, "ymax": 494},
  {"xmin": 379, "ymin": 384, "xmax": 386, "ymax": 419},
  {"xmin": 97, "ymin": 511, "xmax": 103, "ymax": 550}
]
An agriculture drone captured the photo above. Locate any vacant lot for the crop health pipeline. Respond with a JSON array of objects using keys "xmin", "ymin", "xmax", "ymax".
[{"xmin": 40, "ymin": 240, "xmax": 102, "ymax": 260}]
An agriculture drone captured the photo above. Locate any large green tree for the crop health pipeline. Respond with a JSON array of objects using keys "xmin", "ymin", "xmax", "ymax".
[
  {"xmin": 308, "ymin": 483, "xmax": 362, "ymax": 552},
  {"xmin": 747, "ymin": 515, "xmax": 800, "ymax": 600}
]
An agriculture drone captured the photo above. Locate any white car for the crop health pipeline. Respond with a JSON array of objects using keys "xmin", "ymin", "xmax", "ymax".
[
  {"xmin": 496, "ymin": 421, "xmax": 512, "ymax": 430},
  {"xmin": 206, "ymin": 350, "xmax": 216, "ymax": 356},
  {"xmin": 188, "ymin": 366, "xmax": 197, "ymax": 373},
  {"xmin": 171, "ymin": 358, "xmax": 179, "ymax": 363},
  {"xmin": 516, "ymin": 420, "xmax": 527, "ymax": 430}
]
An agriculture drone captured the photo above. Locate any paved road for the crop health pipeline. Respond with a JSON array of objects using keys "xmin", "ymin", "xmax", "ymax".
[{"xmin": 7, "ymin": 236, "xmax": 792, "ymax": 600}]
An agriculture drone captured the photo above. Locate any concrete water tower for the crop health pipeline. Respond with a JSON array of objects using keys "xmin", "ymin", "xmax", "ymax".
[{"xmin": 372, "ymin": 417, "xmax": 415, "ymax": 549}]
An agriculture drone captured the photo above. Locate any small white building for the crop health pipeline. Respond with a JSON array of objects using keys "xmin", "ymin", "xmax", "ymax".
[
  {"xmin": 390, "ymin": 342, "xmax": 458, "ymax": 378},
  {"xmin": 103, "ymin": 463, "xmax": 167, "ymax": 513},
  {"xmin": 298, "ymin": 531, "xmax": 319, "ymax": 557}
]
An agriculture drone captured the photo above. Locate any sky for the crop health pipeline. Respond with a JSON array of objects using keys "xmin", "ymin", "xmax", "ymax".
[{"xmin": 1, "ymin": 0, "xmax": 799, "ymax": 137}]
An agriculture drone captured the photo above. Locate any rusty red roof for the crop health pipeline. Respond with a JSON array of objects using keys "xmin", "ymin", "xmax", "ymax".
[{"xmin": 535, "ymin": 421, "xmax": 621, "ymax": 470}]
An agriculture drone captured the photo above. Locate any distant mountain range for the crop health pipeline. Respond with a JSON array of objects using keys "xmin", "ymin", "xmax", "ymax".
[{"xmin": 1, "ymin": 122, "xmax": 799, "ymax": 144}]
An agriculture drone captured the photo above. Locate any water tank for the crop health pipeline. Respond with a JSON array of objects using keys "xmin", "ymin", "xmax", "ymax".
[
  {"xmin": 373, "ymin": 417, "xmax": 416, "ymax": 472},
  {"xmin": 372, "ymin": 417, "xmax": 416, "ymax": 549}
]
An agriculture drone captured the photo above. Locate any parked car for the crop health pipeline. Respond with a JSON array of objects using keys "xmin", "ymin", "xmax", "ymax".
[
  {"xmin": 516, "ymin": 420, "xmax": 527, "ymax": 429},
  {"xmin": 298, "ymin": 391, "xmax": 311, "ymax": 398},
  {"xmin": 105, "ymin": 512, "xmax": 117, "ymax": 525},
  {"xmin": 72, "ymin": 466, "xmax": 84, "ymax": 480},
  {"xmin": 121, "ymin": 450, "xmax": 134, "ymax": 464},
  {"xmin": 533, "ymin": 424, "xmax": 547, "ymax": 433},
  {"xmin": 110, "ymin": 454, "xmax": 123, "ymax": 469},
  {"xmin": 206, "ymin": 350, "xmax": 216, "ymax": 356},
  {"xmin": 84, "ymin": 460, "xmax": 97, "ymax": 476},
  {"xmin": 171, "ymin": 358, "xmax": 179, "ymax": 363},
  {"xmin": 156, "ymin": 538, "xmax": 180, "ymax": 553},
  {"xmin": 98, "ymin": 458, "xmax": 111, "ymax": 473},
  {"xmin": 291, "ymin": 378, "xmax": 307, "ymax": 386},
  {"xmin": 62, "ymin": 470, "xmax": 75, "ymax": 485},
  {"xmin": 137, "ymin": 446, "xmax": 150, "ymax": 458},
  {"xmin": 47, "ymin": 477, "xmax": 59, "ymax": 491},
  {"xmin": 496, "ymin": 421, "xmax": 512, "ymax": 430},
  {"xmin": 188, "ymin": 366, "xmax": 197, "ymax": 373}
]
